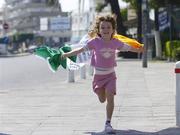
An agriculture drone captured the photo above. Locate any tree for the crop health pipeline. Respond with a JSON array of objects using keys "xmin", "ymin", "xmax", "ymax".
[
  {"xmin": 121, "ymin": 8, "xmax": 128, "ymax": 21},
  {"xmin": 149, "ymin": 0, "xmax": 180, "ymax": 7},
  {"xmin": 107, "ymin": 0, "xmax": 126, "ymax": 35},
  {"xmin": 122, "ymin": 0, "xmax": 142, "ymax": 43},
  {"xmin": 150, "ymin": 0, "xmax": 180, "ymax": 59},
  {"xmin": 96, "ymin": 0, "xmax": 126, "ymax": 35},
  {"xmin": 122, "ymin": 0, "xmax": 180, "ymax": 58},
  {"xmin": 46, "ymin": 0, "xmax": 61, "ymax": 10},
  {"xmin": 46, "ymin": 0, "xmax": 59, "ymax": 5}
]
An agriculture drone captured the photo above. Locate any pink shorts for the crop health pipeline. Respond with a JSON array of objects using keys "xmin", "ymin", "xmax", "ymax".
[{"xmin": 92, "ymin": 72, "xmax": 117, "ymax": 95}]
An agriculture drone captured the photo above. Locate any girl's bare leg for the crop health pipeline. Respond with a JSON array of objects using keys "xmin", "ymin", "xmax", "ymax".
[
  {"xmin": 96, "ymin": 88, "xmax": 106, "ymax": 103},
  {"xmin": 105, "ymin": 90, "xmax": 114, "ymax": 121}
]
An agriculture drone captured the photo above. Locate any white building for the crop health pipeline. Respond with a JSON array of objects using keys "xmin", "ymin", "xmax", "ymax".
[
  {"xmin": 4, "ymin": 0, "xmax": 71, "ymax": 45},
  {"xmin": 39, "ymin": 16, "xmax": 71, "ymax": 45}
]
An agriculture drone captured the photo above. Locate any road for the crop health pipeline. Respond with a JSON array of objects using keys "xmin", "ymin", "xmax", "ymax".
[{"xmin": 0, "ymin": 54, "xmax": 67, "ymax": 90}]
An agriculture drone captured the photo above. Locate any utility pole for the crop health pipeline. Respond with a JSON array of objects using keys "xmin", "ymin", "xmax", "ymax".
[
  {"xmin": 142, "ymin": 0, "xmax": 150, "ymax": 68},
  {"xmin": 137, "ymin": 0, "xmax": 142, "ymax": 43}
]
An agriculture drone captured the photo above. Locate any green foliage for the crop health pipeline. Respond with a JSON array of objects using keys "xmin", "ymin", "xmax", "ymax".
[
  {"xmin": 121, "ymin": 8, "xmax": 128, "ymax": 21},
  {"xmin": 122, "ymin": 0, "xmax": 137, "ymax": 10},
  {"xmin": 122, "ymin": 0, "xmax": 180, "ymax": 10},
  {"xmin": 46, "ymin": 0, "xmax": 59, "ymax": 6},
  {"xmin": 13, "ymin": 33, "xmax": 34, "ymax": 43},
  {"xmin": 95, "ymin": 3, "xmax": 107, "ymax": 12},
  {"xmin": 149, "ymin": 0, "xmax": 166, "ymax": 8},
  {"xmin": 175, "ymin": 47, "xmax": 180, "ymax": 61},
  {"xmin": 95, "ymin": 1, "xmax": 127, "ymax": 21},
  {"xmin": 149, "ymin": 0, "xmax": 180, "ymax": 8},
  {"xmin": 165, "ymin": 40, "xmax": 180, "ymax": 61}
]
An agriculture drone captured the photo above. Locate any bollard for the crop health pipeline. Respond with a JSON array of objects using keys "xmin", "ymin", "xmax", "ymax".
[
  {"xmin": 175, "ymin": 61, "xmax": 180, "ymax": 126},
  {"xmin": 67, "ymin": 69, "xmax": 75, "ymax": 82},
  {"xmin": 88, "ymin": 65, "xmax": 94, "ymax": 76},
  {"xmin": 80, "ymin": 64, "xmax": 86, "ymax": 79}
]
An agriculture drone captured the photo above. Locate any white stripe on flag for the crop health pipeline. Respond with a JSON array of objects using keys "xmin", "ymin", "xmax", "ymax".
[{"xmin": 66, "ymin": 58, "xmax": 85, "ymax": 71}]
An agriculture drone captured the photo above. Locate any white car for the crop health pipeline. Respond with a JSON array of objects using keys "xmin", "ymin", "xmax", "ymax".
[{"xmin": 27, "ymin": 45, "xmax": 38, "ymax": 53}]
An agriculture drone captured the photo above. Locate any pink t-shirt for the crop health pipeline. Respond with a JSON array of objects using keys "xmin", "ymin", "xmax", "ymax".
[{"xmin": 84, "ymin": 37, "xmax": 131, "ymax": 68}]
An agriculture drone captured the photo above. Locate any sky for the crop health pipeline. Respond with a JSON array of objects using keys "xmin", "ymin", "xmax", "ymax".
[
  {"xmin": 0, "ymin": 0, "xmax": 5, "ymax": 8},
  {"xmin": 0, "ymin": 0, "xmax": 128, "ymax": 11},
  {"xmin": 59, "ymin": 0, "xmax": 128, "ymax": 12}
]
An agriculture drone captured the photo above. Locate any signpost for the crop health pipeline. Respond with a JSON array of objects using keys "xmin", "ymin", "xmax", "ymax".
[{"xmin": 142, "ymin": 0, "xmax": 150, "ymax": 68}]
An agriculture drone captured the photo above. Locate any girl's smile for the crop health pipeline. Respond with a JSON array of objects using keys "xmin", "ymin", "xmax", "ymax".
[{"xmin": 99, "ymin": 21, "xmax": 114, "ymax": 41}]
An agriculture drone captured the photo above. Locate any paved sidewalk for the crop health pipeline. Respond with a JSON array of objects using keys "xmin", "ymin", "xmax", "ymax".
[
  {"xmin": 0, "ymin": 52, "xmax": 30, "ymax": 58},
  {"xmin": 0, "ymin": 59, "xmax": 180, "ymax": 135}
]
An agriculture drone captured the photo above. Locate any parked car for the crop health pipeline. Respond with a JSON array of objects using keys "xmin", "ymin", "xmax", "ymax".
[{"xmin": 27, "ymin": 45, "xmax": 38, "ymax": 53}]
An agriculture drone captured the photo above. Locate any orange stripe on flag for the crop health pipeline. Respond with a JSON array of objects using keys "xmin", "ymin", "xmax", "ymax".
[{"xmin": 113, "ymin": 34, "xmax": 143, "ymax": 49}]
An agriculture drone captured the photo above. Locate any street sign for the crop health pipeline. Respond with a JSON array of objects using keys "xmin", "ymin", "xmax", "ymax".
[
  {"xmin": 50, "ymin": 17, "xmax": 70, "ymax": 31},
  {"xmin": 158, "ymin": 9, "xmax": 169, "ymax": 31},
  {"xmin": 3, "ymin": 23, "xmax": 9, "ymax": 30}
]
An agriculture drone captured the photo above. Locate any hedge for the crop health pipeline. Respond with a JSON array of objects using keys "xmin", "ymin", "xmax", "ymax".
[{"xmin": 165, "ymin": 40, "xmax": 180, "ymax": 61}]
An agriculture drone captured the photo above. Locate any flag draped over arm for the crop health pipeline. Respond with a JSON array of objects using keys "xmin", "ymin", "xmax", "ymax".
[{"xmin": 34, "ymin": 45, "xmax": 77, "ymax": 72}]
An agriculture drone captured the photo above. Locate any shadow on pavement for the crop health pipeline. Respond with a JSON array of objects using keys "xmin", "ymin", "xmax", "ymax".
[
  {"xmin": 85, "ymin": 127, "xmax": 180, "ymax": 135},
  {"xmin": 0, "ymin": 133, "xmax": 11, "ymax": 135}
]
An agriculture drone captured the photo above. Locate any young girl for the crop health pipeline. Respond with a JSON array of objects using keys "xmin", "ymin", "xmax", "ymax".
[{"xmin": 61, "ymin": 14, "xmax": 143, "ymax": 133}]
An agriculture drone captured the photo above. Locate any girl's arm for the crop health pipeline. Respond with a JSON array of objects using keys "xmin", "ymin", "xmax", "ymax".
[
  {"xmin": 117, "ymin": 43, "xmax": 144, "ymax": 53},
  {"xmin": 129, "ymin": 46, "xmax": 144, "ymax": 53},
  {"xmin": 61, "ymin": 47, "xmax": 84, "ymax": 59}
]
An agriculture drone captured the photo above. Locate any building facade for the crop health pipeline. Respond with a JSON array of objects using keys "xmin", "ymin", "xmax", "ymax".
[
  {"xmin": 3, "ymin": 0, "xmax": 71, "ymax": 46},
  {"xmin": 0, "ymin": 8, "xmax": 4, "ymax": 37}
]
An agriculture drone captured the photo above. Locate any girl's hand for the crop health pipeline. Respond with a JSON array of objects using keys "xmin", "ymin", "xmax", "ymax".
[
  {"xmin": 138, "ymin": 46, "xmax": 144, "ymax": 53},
  {"xmin": 61, "ymin": 53, "xmax": 68, "ymax": 60},
  {"xmin": 129, "ymin": 46, "xmax": 144, "ymax": 53}
]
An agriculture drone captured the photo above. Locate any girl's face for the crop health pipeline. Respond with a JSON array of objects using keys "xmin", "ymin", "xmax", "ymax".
[{"xmin": 99, "ymin": 21, "xmax": 114, "ymax": 41}]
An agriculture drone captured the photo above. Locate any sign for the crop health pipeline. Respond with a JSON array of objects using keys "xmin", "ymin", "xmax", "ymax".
[
  {"xmin": 0, "ymin": 37, "xmax": 9, "ymax": 44},
  {"xmin": 50, "ymin": 17, "xmax": 70, "ymax": 31},
  {"xmin": 40, "ymin": 18, "xmax": 48, "ymax": 31},
  {"xmin": 158, "ymin": 9, "xmax": 169, "ymax": 30}
]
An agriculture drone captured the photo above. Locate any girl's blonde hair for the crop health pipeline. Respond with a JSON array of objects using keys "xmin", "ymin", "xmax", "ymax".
[{"xmin": 88, "ymin": 14, "xmax": 117, "ymax": 38}]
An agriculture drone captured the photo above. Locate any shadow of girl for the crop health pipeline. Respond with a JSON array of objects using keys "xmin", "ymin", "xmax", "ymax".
[{"xmin": 85, "ymin": 127, "xmax": 180, "ymax": 135}]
